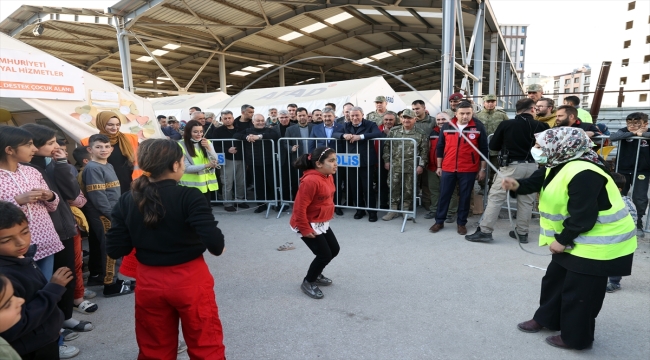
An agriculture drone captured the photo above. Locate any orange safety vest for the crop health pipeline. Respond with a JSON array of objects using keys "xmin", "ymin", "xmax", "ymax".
[{"xmin": 80, "ymin": 133, "xmax": 143, "ymax": 179}]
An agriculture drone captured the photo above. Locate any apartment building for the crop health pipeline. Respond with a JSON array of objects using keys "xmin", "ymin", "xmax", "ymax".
[
  {"xmin": 551, "ymin": 66, "xmax": 593, "ymax": 108},
  {"xmin": 500, "ymin": 24, "xmax": 528, "ymax": 81}
]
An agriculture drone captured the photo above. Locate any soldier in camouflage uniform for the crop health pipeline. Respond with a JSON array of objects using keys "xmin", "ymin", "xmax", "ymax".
[
  {"xmin": 411, "ymin": 99, "xmax": 435, "ymax": 210},
  {"xmin": 381, "ymin": 109, "xmax": 430, "ymax": 221},
  {"xmin": 476, "ymin": 94, "xmax": 509, "ymax": 193},
  {"xmin": 366, "ymin": 96, "xmax": 389, "ymax": 125}
]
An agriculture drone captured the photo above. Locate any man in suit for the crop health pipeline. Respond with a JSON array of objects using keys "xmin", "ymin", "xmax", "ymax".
[
  {"xmin": 336, "ymin": 102, "xmax": 354, "ymax": 124},
  {"xmin": 333, "ymin": 106, "xmax": 383, "ymax": 222},
  {"xmin": 310, "ymin": 108, "xmax": 346, "ymax": 215},
  {"xmin": 282, "ymin": 107, "xmax": 315, "ymax": 201}
]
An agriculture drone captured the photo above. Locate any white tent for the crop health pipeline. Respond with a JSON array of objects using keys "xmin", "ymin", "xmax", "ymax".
[
  {"xmin": 206, "ymin": 77, "xmax": 407, "ymax": 118},
  {"xmin": 0, "ymin": 33, "xmax": 163, "ymax": 143},
  {"xmin": 395, "ymin": 90, "xmax": 442, "ymax": 116},
  {"xmin": 149, "ymin": 91, "xmax": 230, "ymax": 121}
]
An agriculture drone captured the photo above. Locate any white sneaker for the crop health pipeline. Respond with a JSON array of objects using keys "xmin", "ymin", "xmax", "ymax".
[{"xmin": 59, "ymin": 344, "xmax": 80, "ymax": 359}]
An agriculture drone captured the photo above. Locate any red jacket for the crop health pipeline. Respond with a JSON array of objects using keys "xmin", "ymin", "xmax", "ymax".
[
  {"xmin": 289, "ymin": 169, "xmax": 336, "ymax": 235},
  {"xmin": 427, "ymin": 126, "xmax": 441, "ymax": 172},
  {"xmin": 436, "ymin": 117, "xmax": 489, "ymax": 173}
]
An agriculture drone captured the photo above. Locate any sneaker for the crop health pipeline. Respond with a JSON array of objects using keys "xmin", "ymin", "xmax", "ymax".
[
  {"xmin": 445, "ymin": 214, "xmax": 457, "ymax": 223},
  {"xmin": 59, "ymin": 344, "xmax": 80, "ymax": 359},
  {"xmin": 509, "ymin": 230, "xmax": 528, "ymax": 244},
  {"xmin": 606, "ymin": 282, "xmax": 621, "ymax": 293},
  {"xmin": 103, "ymin": 280, "xmax": 134, "ymax": 297},
  {"xmin": 84, "ymin": 289, "xmax": 96, "ymax": 299},
  {"xmin": 301, "ymin": 279, "xmax": 324, "ymax": 299},
  {"xmin": 465, "ymin": 228, "xmax": 494, "ymax": 242},
  {"xmin": 423, "ymin": 211, "xmax": 436, "ymax": 219}
]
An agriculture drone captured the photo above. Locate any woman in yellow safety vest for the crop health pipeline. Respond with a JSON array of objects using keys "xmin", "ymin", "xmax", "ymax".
[
  {"xmin": 502, "ymin": 127, "xmax": 636, "ymax": 351},
  {"xmin": 179, "ymin": 120, "xmax": 219, "ymax": 205}
]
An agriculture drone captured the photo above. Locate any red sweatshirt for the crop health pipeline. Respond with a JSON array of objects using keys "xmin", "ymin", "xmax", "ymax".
[{"xmin": 289, "ymin": 169, "xmax": 336, "ymax": 235}]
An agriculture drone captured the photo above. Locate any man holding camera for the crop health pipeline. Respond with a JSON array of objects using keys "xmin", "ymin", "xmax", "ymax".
[{"xmin": 465, "ymin": 98, "xmax": 549, "ymax": 244}]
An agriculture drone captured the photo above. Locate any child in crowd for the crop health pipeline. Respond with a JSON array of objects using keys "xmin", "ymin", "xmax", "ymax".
[
  {"xmin": 607, "ymin": 173, "xmax": 638, "ymax": 293},
  {"xmin": 0, "ymin": 201, "xmax": 76, "ymax": 359},
  {"xmin": 0, "ymin": 273, "xmax": 23, "ymax": 360},
  {"xmin": 81, "ymin": 134, "xmax": 133, "ymax": 297}
]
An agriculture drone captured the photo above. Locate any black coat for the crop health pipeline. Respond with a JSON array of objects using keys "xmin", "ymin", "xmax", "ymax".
[
  {"xmin": 0, "ymin": 246, "xmax": 65, "ymax": 355},
  {"xmin": 333, "ymin": 119, "xmax": 383, "ymax": 166},
  {"xmin": 234, "ymin": 127, "xmax": 279, "ymax": 165},
  {"xmin": 210, "ymin": 126, "xmax": 243, "ymax": 161},
  {"xmin": 609, "ymin": 128, "xmax": 650, "ymax": 173}
]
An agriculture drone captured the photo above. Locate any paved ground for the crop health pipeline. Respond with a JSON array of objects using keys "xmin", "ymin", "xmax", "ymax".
[{"xmin": 72, "ymin": 206, "xmax": 650, "ymax": 360}]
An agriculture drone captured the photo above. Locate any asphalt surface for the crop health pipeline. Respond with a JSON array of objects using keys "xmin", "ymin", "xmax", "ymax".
[{"xmin": 71, "ymin": 206, "xmax": 650, "ymax": 360}]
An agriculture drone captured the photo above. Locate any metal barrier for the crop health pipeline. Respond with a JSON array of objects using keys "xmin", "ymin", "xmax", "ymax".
[
  {"xmin": 207, "ymin": 138, "xmax": 278, "ymax": 218},
  {"xmin": 276, "ymin": 137, "xmax": 420, "ymax": 232}
]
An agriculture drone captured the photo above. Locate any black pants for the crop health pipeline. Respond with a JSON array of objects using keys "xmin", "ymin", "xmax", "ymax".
[
  {"xmin": 301, "ymin": 228, "xmax": 340, "ymax": 283},
  {"xmin": 252, "ymin": 162, "xmax": 275, "ymax": 201},
  {"xmin": 533, "ymin": 260, "xmax": 607, "ymax": 349},
  {"xmin": 623, "ymin": 171, "xmax": 649, "ymax": 221},
  {"xmin": 21, "ymin": 339, "xmax": 59, "ymax": 360},
  {"xmin": 53, "ymin": 237, "xmax": 75, "ymax": 320},
  {"xmin": 435, "ymin": 171, "xmax": 476, "ymax": 225},
  {"xmin": 378, "ymin": 163, "xmax": 390, "ymax": 208},
  {"xmin": 346, "ymin": 166, "xmax": 376, "ymax": 214}
]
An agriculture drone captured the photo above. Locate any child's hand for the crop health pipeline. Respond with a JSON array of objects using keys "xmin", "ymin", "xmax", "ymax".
[
  {"xmin": 15, "ymin": 190, "xmax": 45, "ymax": 205},
  {"xmin": 50, "ymin": 267, "xmax": 73, "ymax": 286}
]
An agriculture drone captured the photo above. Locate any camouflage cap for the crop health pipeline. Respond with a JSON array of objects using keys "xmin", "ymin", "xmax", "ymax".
[
  {"xmin": 401, "ymin": 109, "xmax": 416, "ymax": 118},
  {"xmin": 448, "ymin": 92, "xmax": 464, "ymax": 101},
  {"xmin": 167, "ymin": 116, "xmax": 178, "ymax": 121},
  {"xmin": 374, "ymin": 95, "xmax": 387, "ymax": 102},
  {"xmin": 527, "ymin": 84, "xmax": 543, "ymax": 92},
  {"xmin": 483, "ymin": 94, "xmax": 497, "ymax": 101}
]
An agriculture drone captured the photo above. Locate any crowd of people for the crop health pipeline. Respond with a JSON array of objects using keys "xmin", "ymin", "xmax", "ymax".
[{"xmin": 0, "ymin": 84, "xmax": 647, "ymax": 358}]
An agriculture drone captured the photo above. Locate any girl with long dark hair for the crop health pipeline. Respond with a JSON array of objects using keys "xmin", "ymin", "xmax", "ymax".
[
  {"xmin": 290, "ymin": 147, "xmax": 340, "ymax": 299},
  {"xmin": 106, "ymin": 139, "xmax": 225, "ymax": 359},
  {"xmin": 180, "ymin": 120, "xmax": 220, "ymax": 205}
]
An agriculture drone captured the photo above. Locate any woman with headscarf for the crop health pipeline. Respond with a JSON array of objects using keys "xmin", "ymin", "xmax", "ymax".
[
  {"xmin": 81, "ymin": 111, "xmax": 142, "ymax": 193},
  {"xmin": 502, "ymin": 127, "xmax": 637, "ymax": 350}
]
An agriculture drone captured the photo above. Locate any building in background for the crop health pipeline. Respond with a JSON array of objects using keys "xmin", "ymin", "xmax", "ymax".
[
  {"xmin": 500, "ymin": 24, "xmax": 528, "ymax": 81},
  {"xmin": 551, "ymin": 65, "xmax": 593, "ymax": 109},
  {"xmin": 524, "ymin": 72, "xmax": 554, "ymax": 95},
  {"xmin": 601, "ymin": 0, "xmax": 650, "ymax": 108}
]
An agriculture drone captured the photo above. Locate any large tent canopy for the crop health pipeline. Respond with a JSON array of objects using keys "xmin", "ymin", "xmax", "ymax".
[
  {"xmin": 0, "ymin": 33, "xmax": 163, "ymax": 143},
  {"xmin": 208, "ymin": 77, "xmax": 406, "ymax": 118},
  {"xmin": 149, "ymin": 91, "xmax": 230, "ymax": 121},
  {"xmin": 0, "ymin": 0, "xmax": 524, "ymax": 108}
]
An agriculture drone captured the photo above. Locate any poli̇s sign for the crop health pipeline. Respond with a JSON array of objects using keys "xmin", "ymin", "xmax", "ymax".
[{"xmin": 336, "ymin": 154, "xmax": 360, "ymax": 167}]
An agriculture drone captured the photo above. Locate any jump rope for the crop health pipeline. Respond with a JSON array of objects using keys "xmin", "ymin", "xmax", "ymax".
[{"xmin": 201, "ymin": 55, "xmax": 551, "ymax": 256}]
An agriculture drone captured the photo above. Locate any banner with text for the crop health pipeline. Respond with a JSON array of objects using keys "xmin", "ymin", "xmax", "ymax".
[{"xmin": 0, "ymin": 48, "xmax": 84, "ymax": 100}]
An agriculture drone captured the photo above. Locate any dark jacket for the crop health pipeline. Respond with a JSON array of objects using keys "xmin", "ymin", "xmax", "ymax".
[
  {"xmin": 284, "ymin": 123, "xmax": 315, "ymax": 159},
  {"xmin": 309, "ymin": 122, "xmax": 345, "ymax": 153},
  {"xmin": 609, "ymin": 128, "xmax": 650, "ymax": 173},
  {"xmin": 436, "ymin": 117, "xmax": 489, "ymax": 173},
  {"xmin": 272, "ymin": 123, "xmax": 292, "ymax": 139},
  {"xmin": 106, "ymin": 180, "xmax": 224, "ymax": 266},
  {"xmin": 567, "ymin": 119, "xmax": 601, "ymax": 135},
  {"xmin": 490, "ymin": 113, "xmax": 549, "ymax": 162},
  {"xmin": 162, "ymin": 126, "xmax": 182, "ymax": 140},
  {"xmin": 210, "ymin": 126, "xmax": 243, "ymax": 161},
  {"xmin": 333, "ymin": 119, "xmax": 383, "ymax": 166},
  {"xmin": 234, "ymin": 127, "xmax": 279, "ymax": 164},
  {"xmin": 0, "ymin": 246, "xmax": 65, "ymax": 355},
  {"xmin": 23, "ymin": 157, "xmax": 79, "ymax": 240}
]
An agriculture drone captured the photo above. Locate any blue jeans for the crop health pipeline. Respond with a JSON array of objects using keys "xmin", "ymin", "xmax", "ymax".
[{"xmin": 35, "ymin": 254, "xmax": 54, "ymax": 281}]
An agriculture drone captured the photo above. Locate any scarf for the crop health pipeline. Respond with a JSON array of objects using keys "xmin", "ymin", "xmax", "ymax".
[
  {"xmin": 96, "ymin": 111, "xmax": 135, "ymax": 164},
  {"xmin": 535, "ymin": 127, "xmax": 603, "ymax": 168}
]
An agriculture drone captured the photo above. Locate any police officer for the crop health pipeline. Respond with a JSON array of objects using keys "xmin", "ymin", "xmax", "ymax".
[
  {"xmin": 381, "ymin": 109, "xmax": 429, "ymax": 221},
  {"xmin": 366, "ymin": 96, "xmax": 389, "ymax": 125}
]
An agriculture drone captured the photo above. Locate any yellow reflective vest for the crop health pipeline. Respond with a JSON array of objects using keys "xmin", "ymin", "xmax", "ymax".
[
  {"xmin": 538, "ymin": 161, "xmax": 637, "ymax": 260},
  {"xmin": 179, "ymin": 142, "xmax": 219, "ymax": 193}
]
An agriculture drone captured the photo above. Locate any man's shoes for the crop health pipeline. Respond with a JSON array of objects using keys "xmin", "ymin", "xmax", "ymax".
[
  {"xmin": 224, "ymin": 206, "xmax": 237, "ymax": 212},
  {"xmin": 368, "ymin": 212, "xmax": 378, "ymax": 222},
  {"xmin": 509, "ymin": 230, "xmax": 528, "ymax": 243},
  {"xmin": 254, "ymin": 204, "xmax": 268, "ymax": 213},
  {"xmin": 59, "ymin": 344, "xmax": 80, "ymax": 359},
  {"xmin": 465, "ymin": 228, "xmax": 493, "ymax": 242},
  {"xmin": 353, "ymin": 210, "xmax": 366, "ymax": 219},
  {"xmin": 301, "ymin": 279, "xmax": 323, "ymax": 299},
  {"xmin": 103, "ymin": 280, "xmax": 134, "ymax": 298},
  {"xmin": 545, "ymin": 335, "xmax": 571, "ymax": 349},
  {"xmin": 315, "ymin": 274, "xmax": 332, "ymax": 286},
  {"xmin": 457, "ymin": 225, "xmax": 467, "ymax": 235},
  {"xmin": 237, "ymin": 202, "xmax": 249, "ymax": 209},
  {"xmin": 517, "ymin": 319, "xmax": 543, "ymax": 333},
  {"xmin": 429, "ymin": 223, "xmax": 444, "ymax": 233},
  {"xmin": 423, "ymin": 211, "xmax": 436, "ymax": 219},
  {"xmin": 637, "ymin": 222, "xmax": 645, "ymax": 238},
  {"xmin": 606, "ymin": 282, "xmax": 621, "ymax": 293},
  {"xmin": 335, "ymin": 208, "xmax": 344, "ymax": 216},
  {"xmin": 85, "ymin": 275, "xmax": 103, "ymax": 287},
  {"xmin": 445, "ymin": 214, "xmax": 457, "ymax": 223}
]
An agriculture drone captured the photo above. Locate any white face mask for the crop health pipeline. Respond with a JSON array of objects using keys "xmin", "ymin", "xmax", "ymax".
[{"xmin": 530, "ymin": 147, "xmax": 547, "ymax": 164}]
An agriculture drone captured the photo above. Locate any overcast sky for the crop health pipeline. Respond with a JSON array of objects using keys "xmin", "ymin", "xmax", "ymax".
[{"xmin": 0, "ymin": 0, "xmax": 620, "ymax": 78}]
